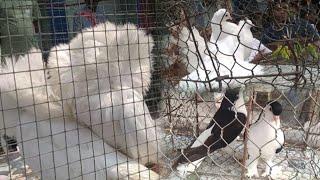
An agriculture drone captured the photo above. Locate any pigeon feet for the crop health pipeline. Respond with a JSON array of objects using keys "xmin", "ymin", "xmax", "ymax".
[
  {"xmin": 261, "ymin": 171, "xmax": 270, "ymax": 177},
  {"xmin": 246, "ymin": 168, "xmax": 259, "ymax": 178}
]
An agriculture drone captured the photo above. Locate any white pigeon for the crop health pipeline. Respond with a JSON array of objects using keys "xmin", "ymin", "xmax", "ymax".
[
  {"xmin": 210, "ymin": 9, "xmax": 239, "ymax": 44},
  {"xmin": 177, "ymin": 26, "xmax": 207, "ymax": 73},
  {"xmin": 175, "ymin": 9, "xmax": 264, "ymax": 94},
  {"xmin": 246, "ymin": 100, "xmax": 284, "ymax": 178},
  {"xmin": 209, "ymin": 18, "xmax": 255, "ymax": 62},
  {"xmin": 247, "ymin": 38, "xmax": 272, "ymax": 62},
  {"xmin": 237, "ymin": 19, "xmax": 256, "ymax": 61},
  {"xmin": 0, "ymin": 21, "xmax": 161, "ymax": 179},
  {"xmin": 176, "ymin": 53, "xmax": 264, "ymax": 94}
]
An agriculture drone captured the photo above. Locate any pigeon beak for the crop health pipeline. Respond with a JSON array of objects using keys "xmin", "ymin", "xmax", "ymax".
[
  {"xmin": 273, "ymin": 115, "xmax": 280, "ymax": 122},
  {"xmin": 226, "ymin": 19, "xmax": 233, "ymax": 23},
  {"xmin": 226, "ymin": 13, "xmax": 234, "ymax": 22}
]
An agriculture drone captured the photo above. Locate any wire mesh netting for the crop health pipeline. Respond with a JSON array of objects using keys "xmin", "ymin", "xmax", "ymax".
[
  {"xmin": 0, "ymin": 0, "xmax": 319, "ymax": 179},
  {"xmin": 159, "ymin": 0, "xmax": 320, "ymax": 179}
]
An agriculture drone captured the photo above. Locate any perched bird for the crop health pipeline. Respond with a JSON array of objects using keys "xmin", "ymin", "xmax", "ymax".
[
  {"xmin": 174, "ymin": 9, "xmax": 239, "ymax": 74},
  {"xmin": 0, "ymin": 21, "xmax": 161, "ymax": 179},
  {"xmin": 176, "ymin": 10, "xmax": 263, "ymax": 94},
  {"xmin": 172, "ymin": 87, "xmax": 247, "ymax": 177},
  {"xmin": 237, "ymin": 19, "xmax": 256, "ymax": 61},
  {"xmin": 210, "ymin": 9, "xmax": 239, "ymax": 44},
  {"xmin": 177, "ymin": 26, "xmax": 207, "ymax": 73},
  {"xmin": 246, "ymin": 100, "xmax": 284, "ymax": 178},
  {"xmin": 176, "ymin": 53, "xmax": 264, "ymax": 94},
  {"xmin": 247, "ymin": 38, "xmax": 272, "ymax": 62}
]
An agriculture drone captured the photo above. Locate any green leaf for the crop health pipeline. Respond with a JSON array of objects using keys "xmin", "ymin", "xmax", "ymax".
[
  {"xmin": 272, "ymin": 45, "xmax": 291, "ymax": 60},
  {"xmin": 306, "ymin": 44, "xmax": 319, "ymax": 59}
]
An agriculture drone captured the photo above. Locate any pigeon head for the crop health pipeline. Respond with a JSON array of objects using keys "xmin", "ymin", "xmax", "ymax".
[
  {"xmin": 211, "ymin": 9, "xmax": 232, "ymax": 24},
  {"xmin": 265, "ymin": 100, "xmax": 283, "ymax": 122},
  {"xmin": 244, "ymin": 18, "xmax": 255, "ymax": 27},
  {"xmin": 239, "ymin": 18, "xmax": 255, "ymax": 30},
  {"xmin": 220, "ymin": 87, "xmax": 242, "ymax": 108},
  {"xmin": 267, "ymin": 100, "xmax": 283, "ymax": 116}
]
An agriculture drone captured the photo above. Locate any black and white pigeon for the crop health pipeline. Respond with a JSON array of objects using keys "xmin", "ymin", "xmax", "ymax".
[
  {"xmin": 172, "ymin": 87, "xmax": 247, "ymax": 177},
  {"xmin": 246, "ymin": 100, "xmax": 284, "ymax": 178}
]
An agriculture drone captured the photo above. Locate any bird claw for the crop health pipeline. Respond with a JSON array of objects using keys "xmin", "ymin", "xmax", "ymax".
[
  {"xmin": 262, "ymin": 166, "xmax": 282, "ymax": 178},
  {"xmin": 246, "ymin": 170, "xmax": 259, "ymax": 178},
  {"xmin": 261, "ymin": 171, "xmax": 270, "ymax": 177}
]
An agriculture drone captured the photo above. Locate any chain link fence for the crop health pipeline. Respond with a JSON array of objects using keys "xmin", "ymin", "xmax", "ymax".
[
  {"xmin": 159, "ymin": 0, "xmax": 320, "ymax": 179},
  {"xmin": 0, "ymin": 0, "xmax": 319, "ymax": 179}
]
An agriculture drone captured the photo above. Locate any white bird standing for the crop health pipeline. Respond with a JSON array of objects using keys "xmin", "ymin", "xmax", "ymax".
[
  {"xmin": 246, "ymin": 100, "xmax": 284, "ymax": 178},
  {"xmin": 172, "ymin": 88, "xmax": 247, "ymax": 178},
  {"xmin": 210, "ymin": 9, "xmax": 239, "ymax": 44},
  {"xmin": 177, "ymin": 26, "xmax": 207, "ymax": 73},
  {"xmin": 237, "ymin": 19, "xmax": 256, "ymax": 61},
  {"xmin": 0, "ymin": 21, "xmax": 161, "ymax": 179},
  {"xmin": 176, "ymin": 53, "xmax": 264, "ymax": 94},
  {"xmin": 176, "ymin": 9, "xmax": 263, "ymax": 94}
]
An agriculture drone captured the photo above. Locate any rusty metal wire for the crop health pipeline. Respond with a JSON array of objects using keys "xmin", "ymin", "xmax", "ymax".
[
  {"xmin": 160, "ymin": 0, "xmax": 320, "ymax": 179},
  {"xmin": 0, "ymin": 0, "xmax": 319, "ymax": 179}
]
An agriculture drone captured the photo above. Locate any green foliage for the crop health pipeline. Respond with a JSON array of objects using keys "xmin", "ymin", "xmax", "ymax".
[
  {"xmin": 272, "ymin": 45, "xmax": 291, "ymax": 60},
  {"xmin": 271, "ymin": 42, "xmax": 320, "ymax": 61},
  {"xmin": 306, "ymin": 43, "xmax": 319, "ymax": 59}
]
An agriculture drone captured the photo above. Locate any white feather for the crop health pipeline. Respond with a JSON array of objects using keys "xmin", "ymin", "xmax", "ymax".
[
  {"xmin": 46, "ymin": 21, "xmax": 160, "ymax": 166},
  {"xmin": 177, "ymin": 55, "xmax": 264, "ymax": 93},
  {"xmin": 246, "ymin": 106, "xmax": 284, "ymax": 177},
  {"xmin": 177, "ymin": 10, "xmax": 265, "ymax": 94},
  {"xmin": 247, "ymin": 38, "xmax": 272, "ymax": 62},
  {"xmin": 174, "ymin": 125, "xmax": 213, "ymax": 178},
  {"xmin": 0, "ymin": 22, "xmax": 161, "ymax": 179},
  {"xmin": 178, "ymin": 27, "xmax": 207, "ymax": 73},
  {"xmin": 16, "ymin": 113, "xmax": 159, "ymax": 180},
  {"xmin": 237, "ymin": 19, "xmax": 255, "ymax": 61},
  {"xmin": 210, "ymin": 9, "xmax": 239, "ymax": 44}
]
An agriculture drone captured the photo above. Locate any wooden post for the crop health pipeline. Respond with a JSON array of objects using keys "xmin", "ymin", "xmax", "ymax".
[
  {"xmin": 302, "ymin": 89, "xmax": 320, "ymax": 149},
  {"xmin": 299, "ymin": 89, "xmax": 320, "ymax": 127},
  {"xmin": 167, "ymin": 91, "xmax": 175, "ymax": 148},
  {"xmin": 195, "ymin": 94, "xmax": 200, "ymax": 137},
  {"xmin": 241, "ymin": 90, "xmax": 255, "ymax": 180}
]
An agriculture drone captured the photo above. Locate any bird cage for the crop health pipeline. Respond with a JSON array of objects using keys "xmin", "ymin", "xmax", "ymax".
[
  {"xmin": 0, "ymin": 0, "xmax": 320, "ymax": 179},
  {"xmin": 160, "ymin": 0, "xmax": 320, "ymax": 179},
  {"xmin": 0, "ymin": 0, "xmax": 164, "ymax": 179}
]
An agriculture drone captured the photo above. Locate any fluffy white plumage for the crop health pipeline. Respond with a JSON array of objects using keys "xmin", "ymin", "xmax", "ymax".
[
  {"xmin": 177, "ymin": 55, "xmax": 264, "ymax": 94},
  {"xmin": 0, "ymin": 21, "xmax": 161, "ymax": 179},
  {"xmin": 177, "ymin": 26, "xmax": 207, "ymax": 73},
  {"xmin": 237, "ymin": 19, "xmax": 255, "ymax": 61},
  {"xmin": 176, "ymin": 9, "xmax": 263, "ymax": 94},
  {"xmin": 210, "ymin": 9, "xmax": 239, "ymax": 44},
  {"xmin": 46, "ymin": 22, "xmax": 160, "ymax": 166},
  {"xmin": 247, "ymin": 38, "xmax": 272, "ymax": 62},
  {"xmin": 0, "ymin": 48, "xmax": 46, "ymax": 140},
  {"xmin": 246, "ymin": 103, "xmax": 284, "ymax": 178}
]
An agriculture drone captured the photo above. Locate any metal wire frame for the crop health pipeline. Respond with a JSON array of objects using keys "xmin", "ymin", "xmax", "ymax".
[{"xmin": 159, "ymin": 0, "xmax": 320, "ymax": 179}]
